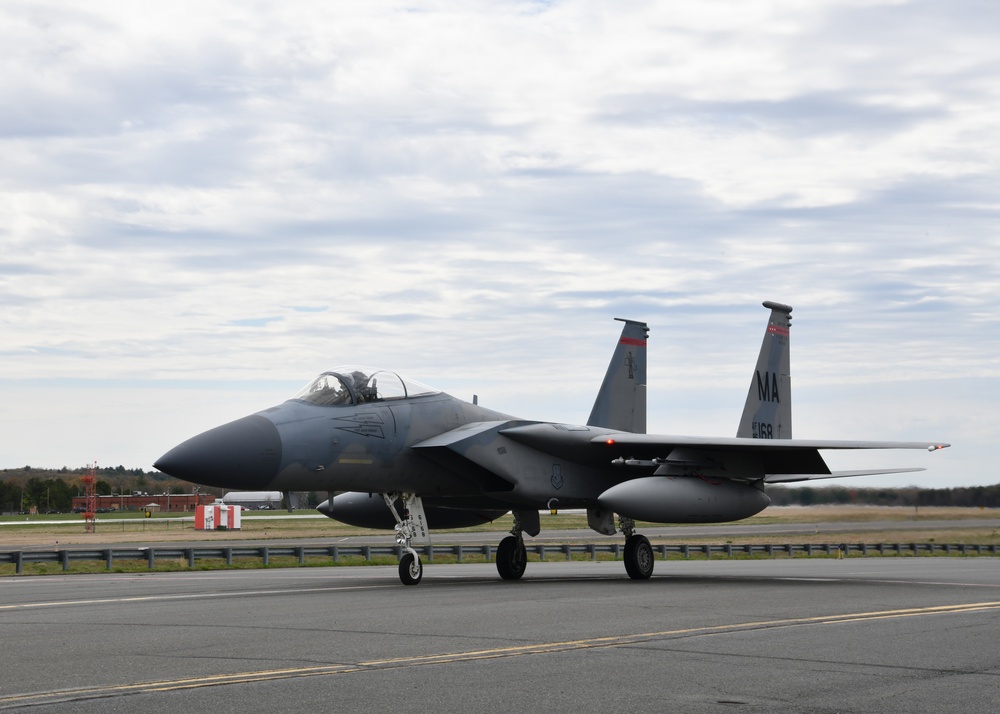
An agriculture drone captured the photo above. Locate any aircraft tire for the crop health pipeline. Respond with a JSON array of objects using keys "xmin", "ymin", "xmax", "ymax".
[
  {"xmin": 399, "ymin": 552, "xmax": 423, "ymax": 585},
  {"xmin": 624, "ymin": 534, "xmax": 654, "ymax": 580},
  {"xmin": 496, "ymin": 535, "xmax": 527, "ymax": 580}
]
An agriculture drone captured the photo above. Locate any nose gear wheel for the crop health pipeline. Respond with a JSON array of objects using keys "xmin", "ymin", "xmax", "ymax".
[{"xmin": 399, "ymin": 551, "xmax": 423, "ymax": 585}]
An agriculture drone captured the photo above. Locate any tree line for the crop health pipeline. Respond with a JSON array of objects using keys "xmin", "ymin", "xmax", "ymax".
[
  {"xmin": 0, "ymin": 466, "xmax": 218, "ymax": 513},
  {"xmin": 768, "ymin": 484, "xmax": 1000, "ymax": 508}
]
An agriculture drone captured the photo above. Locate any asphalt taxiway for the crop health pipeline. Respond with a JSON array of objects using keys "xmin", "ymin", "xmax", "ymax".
[{"xmin": 2, "ymin": 558, "xmax": 999, "ymax": 712}]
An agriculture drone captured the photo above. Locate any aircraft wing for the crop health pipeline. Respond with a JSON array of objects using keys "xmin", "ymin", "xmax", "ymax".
[
  {"xmin": 763, "ymin": 468, "xmax": 926, "ymax": 483},
  {"xmin": 414, "ymin": 422, "xmax": 949, "ymax": 489},
  {"xmin": 591, "ymin": 433, "xmax": 950, "ymax": 452},
  {"xmin": 585, "ymin": 432, "xmax": 950, "ymax": 483}
]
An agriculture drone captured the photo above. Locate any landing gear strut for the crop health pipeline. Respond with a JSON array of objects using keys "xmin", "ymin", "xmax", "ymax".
[
  {"xmin": 620, "ymin": 515, "xmax": 654, "ymax": 580},
  {"xmin": 384, "ymin": 493, "xmax": 429, "ymax": 585}
]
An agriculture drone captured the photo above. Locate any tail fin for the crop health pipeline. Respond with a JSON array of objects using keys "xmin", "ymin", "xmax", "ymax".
[
  {"xmin": 737, "ymin": 301, "xmax": 793, "ymax": 439},
  {"xmin": 587, "ymin": 318, "xmax": 648, "ymax": 433}
]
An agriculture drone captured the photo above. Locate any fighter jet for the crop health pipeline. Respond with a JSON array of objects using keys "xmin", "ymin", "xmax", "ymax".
[{"xmin": 155, "ymin": 302, "xmax": 949, "ymax": 585}]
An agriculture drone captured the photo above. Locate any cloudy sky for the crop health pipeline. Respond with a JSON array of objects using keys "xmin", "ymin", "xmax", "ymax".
[{"xmin": 2, "ymin": 0, "xmax": 996, "ymax": 488}]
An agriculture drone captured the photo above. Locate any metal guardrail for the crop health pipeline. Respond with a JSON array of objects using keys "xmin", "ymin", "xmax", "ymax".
[{"xmin": 0, "ymin": 542, "xmax": 997, "ymax": 574}]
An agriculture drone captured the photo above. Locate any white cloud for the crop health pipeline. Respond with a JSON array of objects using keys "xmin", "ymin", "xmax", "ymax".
[{"xmin": 0, "ymin": 0, "xmax": 996, "ymax": 486}]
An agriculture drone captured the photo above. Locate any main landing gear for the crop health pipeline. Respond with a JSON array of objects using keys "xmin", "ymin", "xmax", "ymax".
[
  {"xmin": 619, "ymin": 516, "xmax": 654, "ymax": 580},
  {"xmin": 384, "ymin": 493, "xmax": 429, "ymax": 585},
  {"xmin": 495, "ymin": 510, "xmax": 535, "ymax": 580}
]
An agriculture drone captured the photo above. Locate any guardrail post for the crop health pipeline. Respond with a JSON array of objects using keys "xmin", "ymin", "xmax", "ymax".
[
  {"xmin": 329, "ymin": 545, "xmax": 338, "ymax": 563},
  {"xmin": 60, "ymin": 550, "xmax": 70, "ymax": 572},
  {"xmin": 147, "ymin": 549, "xmax": 155, "ymax": 569},
  {"xmin": 296, "ymin": 547, "xmax": 305, "ymax": 565},
  {"xmin": 562, "ymin": 544, "xmax": 572, "ymax": 561},
  {"xmin": 104, "ymin": 549, "xmax": 113, "ymax": 570},
  {"xmin": 14, "ymin": 551, "xmax": 22, "ymax": 574},
  {"xmin": 482, "ymin": 544, "xmax": 491, "ymax": 560},
  {"xmin": 261, "ymin": 547, "xmax": 270, "ymax": 566},
  {"xmin": 682, "ymin": 545, "xmax": 690, "ymax": 559},
  {"xmin": 225, "ymin": 547, "xmax": 233, "ymax": 566},
  {"xmin": 455, "ymin": 545, "xmax": 463, "ymax": 563},
  {"xmin": 612, "ymin": 543, "xmax": 621, "ymax": 560},
  {"xmin": 766, "ymin": 545, "xmax": 774, "ymax": 557},
  {"xmin": 361, "ymin": 546, "xmax": 370, "ymax": 562},
  {"xmin": 588, "ymin": 544, "xmax": 597, "ymax": 561},
  {"xmin": 186, "ymin": 548, "xmax": 195, "ymax": 568}
]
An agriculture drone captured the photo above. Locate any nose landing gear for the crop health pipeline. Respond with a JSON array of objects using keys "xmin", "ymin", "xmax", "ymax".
[{"xmin": 384, "ymin": 493, "xmax": 429, "ymax": 585}]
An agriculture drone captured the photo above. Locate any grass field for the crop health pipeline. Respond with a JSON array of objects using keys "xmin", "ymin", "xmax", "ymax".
[{"xmin": 2, "ymin": 506, "xmax": 998, "ymax": 548}]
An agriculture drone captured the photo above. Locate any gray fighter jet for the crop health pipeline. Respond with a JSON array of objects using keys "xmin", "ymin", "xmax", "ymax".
[{"xmin": 155, "ymin": 302, "xmax": 949, "ymax": 585}]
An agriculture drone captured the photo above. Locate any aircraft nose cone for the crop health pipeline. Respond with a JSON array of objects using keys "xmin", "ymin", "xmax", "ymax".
[{"xmin": 154, "ymin": 415, "xmax": 282, "ymax": 489}]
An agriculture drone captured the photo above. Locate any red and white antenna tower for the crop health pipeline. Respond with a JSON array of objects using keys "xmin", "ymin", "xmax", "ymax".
[{"xmin": 81, "ymin": 462, "xmax": 98, "ymax": 533}]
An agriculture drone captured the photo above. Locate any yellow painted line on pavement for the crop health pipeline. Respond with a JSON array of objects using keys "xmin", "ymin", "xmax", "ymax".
[{"xmin": 3, "ymin": 600, "xmax": 999, "ymax": 708}]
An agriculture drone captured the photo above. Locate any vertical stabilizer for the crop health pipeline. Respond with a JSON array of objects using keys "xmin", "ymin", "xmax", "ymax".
[
  {"xmin": 587, "ymin": 318, "xmax": 648, "ymax": 433},
  {"xmin": 737, "ymin": 301, "xmax": 792, "ymax": 439}
]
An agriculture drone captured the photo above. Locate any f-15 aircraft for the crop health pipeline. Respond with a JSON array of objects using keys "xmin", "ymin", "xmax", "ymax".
[{"xmin": 155, "ymin": 302, "xmax": 949, "ymax": 585}]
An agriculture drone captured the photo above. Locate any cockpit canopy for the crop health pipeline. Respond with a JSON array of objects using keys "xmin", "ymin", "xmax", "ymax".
[{"xmin": 293, "ymin": 366, "xmax": 439, "ymax": 406}]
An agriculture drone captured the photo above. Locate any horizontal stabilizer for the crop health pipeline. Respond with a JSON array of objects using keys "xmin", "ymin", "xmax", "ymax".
[{"xmin": 764, "ymin": 468, "xmax": 926, "ymax": 484}]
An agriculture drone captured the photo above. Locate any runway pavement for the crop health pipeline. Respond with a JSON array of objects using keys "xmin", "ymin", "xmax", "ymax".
[{"xmin": 1, "ymin": 558, "xmax": 998, "ymax": 712}]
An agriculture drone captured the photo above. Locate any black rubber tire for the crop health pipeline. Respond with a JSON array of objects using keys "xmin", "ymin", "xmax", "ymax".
[
  {"xmin": 624, "ymin": 534, "xmax": 654, "ymax": 580},
  {"xmin": 496, "ymin": 535, "xmax": 527, "ymax": 580},
  {"xmin": 399, "ymin": 552, "xmax": 423, "ymax": 585}
]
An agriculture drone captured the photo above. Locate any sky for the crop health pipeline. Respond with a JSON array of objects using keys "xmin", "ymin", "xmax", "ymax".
[{"xmin": 1, "ymin": 0, "xmax": 997, "ymax": 489}]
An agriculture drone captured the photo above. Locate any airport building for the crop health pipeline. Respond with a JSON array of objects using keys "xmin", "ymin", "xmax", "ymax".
[
  {"xmin": 70, "ymin": 493, "xmax": 216, "ymax": 513},
  {"xmin": 217, "ymin": 491, "xmax": 285, "ymax": 510}
]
